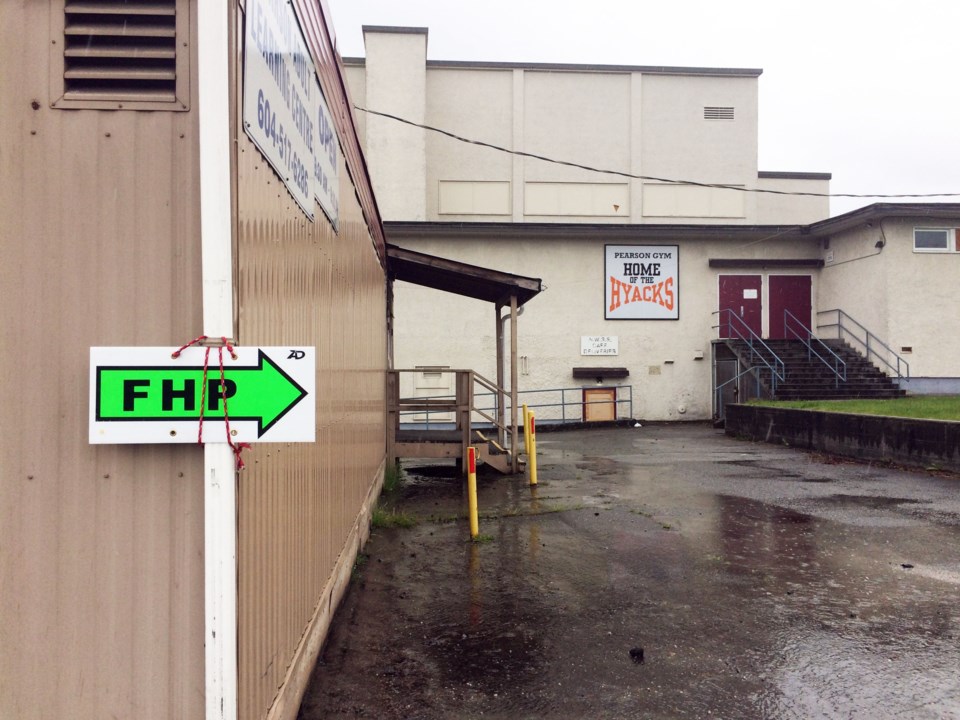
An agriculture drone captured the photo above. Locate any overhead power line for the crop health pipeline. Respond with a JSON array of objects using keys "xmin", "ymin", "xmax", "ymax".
[{"xmin": 356, "ymin": 106, "xmax": 960, "ymax": 200}]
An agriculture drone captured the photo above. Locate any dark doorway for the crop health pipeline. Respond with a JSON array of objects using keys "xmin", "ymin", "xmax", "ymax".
[
  {"xmin": 718, "ymin": 275, "xmax": 762, "ymax": 338},
  {"xmin": 769, "ymin": 275, "xmax": 812, "ymax": 340}
]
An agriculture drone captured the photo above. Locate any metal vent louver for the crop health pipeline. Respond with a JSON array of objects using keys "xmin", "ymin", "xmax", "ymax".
[
  {"xmin": 63, "ymin": 1, "xmax": 177, "ymax": 102},
  {"xmin": 704, "ymin": 106, "xmax": 735, "ymax": 120}
]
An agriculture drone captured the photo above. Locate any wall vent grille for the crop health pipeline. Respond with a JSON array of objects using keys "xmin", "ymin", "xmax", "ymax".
[
  {"xmin": 704, "ymin": 106, "xmax": 735, "ymax": 120},
  {"xmin": 63, "ymin": 1, "xmax": 178, "ymax": 102}
]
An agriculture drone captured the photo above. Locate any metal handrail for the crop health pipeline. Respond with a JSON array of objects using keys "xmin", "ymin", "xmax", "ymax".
[
  {"xmin": 783, "ymin": 309, "xmax": 846, "ymax": 387},
  {"xmin": 398, "ymin": 384, "xmax": 634, "ymax": 428},
  {"xmin": 713, "ymin": 308, "xmax": 785, "ymax": 394},
  {"xmin": 816, "ymin": 308, "xmax": 910, "ymax": 379}
]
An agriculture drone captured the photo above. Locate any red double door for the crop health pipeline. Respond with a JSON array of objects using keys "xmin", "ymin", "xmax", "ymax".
[{"xmin": 718, "ymin": 275, "xmax": 811, "ymax": 340}]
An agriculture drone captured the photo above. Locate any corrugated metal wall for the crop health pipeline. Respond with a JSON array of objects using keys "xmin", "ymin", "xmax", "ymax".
[
  {"xmin": 1, "ymin": 2, "xmax": 387, "ymax": 718},
  {"xmin": 234, "ymin": 3, "xmax": 388, "ymax": 719},
  {"xmin": 235, "ymin": 158, "xmax": 387, "ymax": 718},
  {"xmin": 0, "ymin": 4, "xmax": 206, "ymax": 720}
]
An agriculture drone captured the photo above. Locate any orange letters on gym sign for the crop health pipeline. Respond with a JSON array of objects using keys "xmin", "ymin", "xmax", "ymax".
[{"xmin": 608, "ymin": 275, "xmax": 675, "ymax": 312}]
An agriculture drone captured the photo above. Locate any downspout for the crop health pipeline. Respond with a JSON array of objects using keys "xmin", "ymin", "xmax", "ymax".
[{"xmin": 198, "ymin": 2, "xmax": 238, "ymax": 719}]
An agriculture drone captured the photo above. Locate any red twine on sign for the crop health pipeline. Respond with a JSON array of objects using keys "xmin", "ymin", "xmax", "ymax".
[
  {"xmin": 215, "ymin": 338, "xmax": 250, "ymax": 469},
  {"xmin": 171, "ymin": 334, "xmax": 250, "ymax": 471},
  {"xmin": 171, "ymin": 335, "xmax": 208, "ymax": 359}
]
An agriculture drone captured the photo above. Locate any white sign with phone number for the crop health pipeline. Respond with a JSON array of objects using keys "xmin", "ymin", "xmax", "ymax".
[{"xmin": 243, "ymin": 0, "xmax": 316, "ymax": 219}]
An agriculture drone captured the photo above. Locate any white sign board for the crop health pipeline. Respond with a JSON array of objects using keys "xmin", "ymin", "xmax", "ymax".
[
  {"xmin": 313, "ymin": 75, "xmax": 340, "ymax": 229},
  {"xmin": 605, "ymin": 245, "xmax": 679, "ymax": 320},
  {"xmin": 89, "ymin": 346, "xmax": 316, "ymax": 444},
  {"xmin": 243, "ymin": 0, "xmax": 316, "ymax": 219},
  {"xmin": 581, "ymin": 336, "xmax": 619, "ymax": 356}
]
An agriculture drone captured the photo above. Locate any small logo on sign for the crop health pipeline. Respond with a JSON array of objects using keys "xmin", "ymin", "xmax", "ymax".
[{"xmin": 288, "ymin": 350, "xmax": 306, "ymax": 360}]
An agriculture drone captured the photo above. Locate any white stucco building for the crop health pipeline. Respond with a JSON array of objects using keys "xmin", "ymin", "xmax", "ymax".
[{"xmin": 345, "ymin": 26, "xmax": 960, "ymax": 422}]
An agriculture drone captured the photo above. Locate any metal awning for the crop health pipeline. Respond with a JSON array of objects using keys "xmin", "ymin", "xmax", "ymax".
[
  {"xmin": 386, "ymin": 244, "xmax": 543, "ymax": 307},
  {"xmin": 385, "ymin": 243, "xmax": 542, "ymax": 474}
]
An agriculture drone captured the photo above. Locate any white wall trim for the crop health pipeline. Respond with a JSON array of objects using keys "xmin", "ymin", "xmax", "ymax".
[{"xmin": 198, "ymin": 1, "xmax": 237, "ymax": 719}]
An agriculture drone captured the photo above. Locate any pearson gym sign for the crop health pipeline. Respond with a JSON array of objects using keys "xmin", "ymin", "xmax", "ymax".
[
  {"xmin": 605, "ymin": 244, "xmax": 679, "ymax": 320},
  {"xmin": 89, "ymin": 346, "xmax": 315, "ymax": 444}
]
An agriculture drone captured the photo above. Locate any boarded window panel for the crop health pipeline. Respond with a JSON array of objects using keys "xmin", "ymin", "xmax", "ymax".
[
  {"xmin": 438, "ymin": 181, "xmax": 511, "ymax": 215},
  {"xmin": 583, "ymin": 388, "xmax": 617, "ymax": 422},
  {"xmin": 642, "ymin": 183, "xmax": 745, "ymax": 219},
  {"xmin": 53, "ymin": 0, "xmax": 190, "ymax": 110},
  {"xmin": 524, "ymin": 182, "xmax": 629, "ymax": 217}
]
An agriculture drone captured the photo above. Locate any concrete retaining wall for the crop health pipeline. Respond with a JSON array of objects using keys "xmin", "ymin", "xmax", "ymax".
[{"xmin": 725, "ymin": 405, "xmax": 960, "ymax": 473}]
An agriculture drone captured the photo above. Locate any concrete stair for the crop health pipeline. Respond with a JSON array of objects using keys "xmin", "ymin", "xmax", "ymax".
[{"xmin": 725, "ymin": 338, "xmax": 905, "ymax": 400}]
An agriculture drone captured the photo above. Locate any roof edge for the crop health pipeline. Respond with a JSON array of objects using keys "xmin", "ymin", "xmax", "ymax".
[
  {"xmin": 385, "ymin": 220, "xmax": 803, "ymax": 241},
  {"xmin": 386, "ymin": 203, "xmax": 960, "ymax": 241},
  {"xmin": 425, "ymin": 60, "xmax": 762, "ymax": 77},
  {"xmin": 339, "ymin": 56, "xmax": 761, "ymax": 77},
  {"xmin": 362, "ymin": 25, "xmax": 429, "ymax": 35},
  {"xmin": 806, "ymin": 202, "xmax": 960, "ymax": 236}
]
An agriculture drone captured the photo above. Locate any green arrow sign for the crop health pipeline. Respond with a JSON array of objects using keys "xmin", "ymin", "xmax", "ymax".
[{"xmin": 96, "ymin": 349, "xmax": 308, "ymax": 437}]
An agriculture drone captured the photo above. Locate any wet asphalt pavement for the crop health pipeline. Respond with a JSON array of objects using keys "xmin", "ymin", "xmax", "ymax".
[{"xmin": 298, "ymin": 424, "xmax": 960, "ymax": 719}]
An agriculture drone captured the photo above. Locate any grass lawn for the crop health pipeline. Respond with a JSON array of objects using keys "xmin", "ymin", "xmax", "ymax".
[{"xmin": 751, "ymin": 396, "xmax": 960, "ymax": 421}]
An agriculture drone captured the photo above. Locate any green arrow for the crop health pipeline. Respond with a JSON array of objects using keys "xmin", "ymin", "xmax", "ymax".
[{"xmin": 96, "ymin": 350, "xmax": 308, "ymax": 437}]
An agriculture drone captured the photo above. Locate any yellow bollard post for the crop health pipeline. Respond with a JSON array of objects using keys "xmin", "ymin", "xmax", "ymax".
[
  {"xmin": 467, "ymin": 446, "xmax": 479, "ymax": 539},
  {"xmin": 528, "ymin": 413, "xmax": 538, "ymax": 486},
  {"xmin": 522, "ymin": 403, "xmax": 531, "ymax": 459}
]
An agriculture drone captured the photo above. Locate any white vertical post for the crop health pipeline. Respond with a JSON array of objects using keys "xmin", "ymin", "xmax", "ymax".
[
  {"xmin": 198, "ymin": 1, "xmax": 237, "ymax": 719},
  {"xmin": 203, "ymin": 444, "xmax": 237, "ymax": 720}
]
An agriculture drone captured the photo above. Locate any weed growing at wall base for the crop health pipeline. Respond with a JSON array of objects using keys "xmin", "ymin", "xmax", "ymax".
[
  {"xmin": 382, "ymin": 462, "xmax": 403, "ymax": 493},
  {"xmin": 371, "ymin": 506, "xmax": 418, "ymax": 529}
]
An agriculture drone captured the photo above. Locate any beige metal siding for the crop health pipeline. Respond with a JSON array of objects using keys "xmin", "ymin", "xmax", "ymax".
[
  {"xmin": 234, "ymin": 4, "xmax": 388, "ymax": 719},
  {"xmin": 2, "ymin": 2, "xmax": 387, "ymax": 717},
  {"xmin": 0, "ymin": 4, "xmax": 205, "ymax": 720},
  {"xmin": 235, "ymin": 101, "xmax": 387, "ymax": 720}
]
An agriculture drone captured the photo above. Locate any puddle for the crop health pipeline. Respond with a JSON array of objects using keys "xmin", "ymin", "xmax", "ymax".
[
  {"xmin": 758, "ymin": 629, "xmax": 960, "ymax": 719},
  {"xmin": 420, "ymin": 543, "xmax": 548, "ymax": 693},
  {"xmin": 300, "ymin": 425, "xmax": 960, "ymax": 719},
  {"xmin": 820, "ymin": 494, "xmax": 923, "ymax": 509},
  {"xmin": 575, "ymin": 456, "xmax": 622, "ymax": 477}
]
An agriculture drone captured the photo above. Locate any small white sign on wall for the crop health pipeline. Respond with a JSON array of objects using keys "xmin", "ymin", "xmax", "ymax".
[
  {"xmin": 581, "ymin": 336, "xmax": 619, "ymax": 356},
  {"xmin": 743, "ymin": 288, "xmax": 758, "ymax": 299},
  {"xmin": 313, "ymin": 75, "xmax": 340, "ymax": 229},
  {"xmin": 243, "ymin": 0, "xmax": 316, "ymax": 219}
]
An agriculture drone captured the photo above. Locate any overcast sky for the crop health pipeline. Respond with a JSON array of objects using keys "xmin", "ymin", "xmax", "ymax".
[{"xmin": 325, "ymin": 0, "xmax": 960, "ymax": 217}]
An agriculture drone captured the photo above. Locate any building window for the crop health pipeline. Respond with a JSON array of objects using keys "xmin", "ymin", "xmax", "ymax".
[
  {"xmin": 913, "ymin": 228, "xmax": 957, "ymax": 253},
  {"xmin": 51, "ymin": 0, "xmax": 190, "ymax": 111}
]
